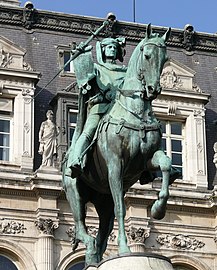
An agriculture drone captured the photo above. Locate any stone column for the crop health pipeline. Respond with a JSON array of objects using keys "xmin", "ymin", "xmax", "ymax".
[
  {"xmin": 35, "ymin": 218, "xmax": 58, "ymax": 270},
  {"xmin": 127, "ymin": 226, "xmax": 150, "ymax": 253}
]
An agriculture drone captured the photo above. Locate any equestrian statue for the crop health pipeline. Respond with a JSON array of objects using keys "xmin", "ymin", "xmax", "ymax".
[{"xmin": 62, "ymin": 17, "xmax": 181, "ymax": 266}]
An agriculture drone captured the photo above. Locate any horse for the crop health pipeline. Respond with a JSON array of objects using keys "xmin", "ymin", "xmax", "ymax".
[{"xmin": 62, "ymin": 24, "xmax": 177, "ymax": 265}]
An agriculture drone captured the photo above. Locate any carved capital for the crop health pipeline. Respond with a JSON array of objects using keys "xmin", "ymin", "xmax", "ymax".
[
  {"xmin": 127, "ymin": 226, "xmax": 150, "ymax": 244},
  {"xmin": 156, "ymin": 234, "xmax": 205, "ymax": 250},
  {"xmin": 35, "ymin": 218, "xmax": 58, "ymax": 235}
]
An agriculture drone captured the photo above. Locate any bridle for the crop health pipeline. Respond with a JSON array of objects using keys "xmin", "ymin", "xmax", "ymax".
[{"xmin": 136, "ymin": 41, "xmax": 166, "ymax": 99}]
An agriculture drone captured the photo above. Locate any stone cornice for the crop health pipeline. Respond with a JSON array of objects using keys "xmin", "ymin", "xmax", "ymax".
[{"xmin": 0, "ymin": 6, "xmax": 217, "ymax": 52}]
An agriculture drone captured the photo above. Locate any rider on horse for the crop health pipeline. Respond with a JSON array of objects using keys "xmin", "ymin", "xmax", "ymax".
[{"xmin": 65, "ymin": 37, "xmax": 127, "ymax": 178}]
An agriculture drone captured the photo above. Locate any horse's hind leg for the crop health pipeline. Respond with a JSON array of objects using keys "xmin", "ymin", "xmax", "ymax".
[
  {"xmin": 147, "ymin": 150, "xmax": 171, "ymax": 220},
  {"xmin": 94, "ymin": 194, "xmax": 115, "ymax": 261},
  {"xmin": 63, "ymin": 175, "xmax": 97, "ymax": 264}
]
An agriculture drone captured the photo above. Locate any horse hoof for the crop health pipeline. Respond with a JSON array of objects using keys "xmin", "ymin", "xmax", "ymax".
[{"xmin": 151, "ymin": 201, "xmax": 166, "ymax": 220}]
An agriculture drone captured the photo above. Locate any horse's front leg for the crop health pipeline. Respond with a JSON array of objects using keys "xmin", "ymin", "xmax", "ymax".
[
  {"xmin": 147, "ymin": 150, "xmax": 171, "ymax": 220},
  {"xmin": 108, "ymin": 157, "xmax": 131, "ymax": 255}
]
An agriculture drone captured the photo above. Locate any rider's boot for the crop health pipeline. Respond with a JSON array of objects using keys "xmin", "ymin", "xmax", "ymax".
[{"xmin": 70, "ymin": 133, "xmax": 91, "ymax": 177}]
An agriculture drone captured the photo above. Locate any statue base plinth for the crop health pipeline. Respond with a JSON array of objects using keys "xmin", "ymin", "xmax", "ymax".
[
  {"xmin": 35, "ymin": 166, "xmax": 61, "ymax": 180},
  {"xmin": 85, "ymin": 253, "xmax": 174, "ymax": 270}
]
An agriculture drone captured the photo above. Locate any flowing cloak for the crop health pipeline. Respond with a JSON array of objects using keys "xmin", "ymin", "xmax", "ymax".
[{"xmin": 65, "ymin": 50, "xmax": 127, "ymax": 163}]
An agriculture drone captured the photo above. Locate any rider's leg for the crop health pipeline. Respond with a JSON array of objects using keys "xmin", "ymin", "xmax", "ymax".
[{"xmin": 67, "ymin": 113, "xmax": 101, "ymax": 177}]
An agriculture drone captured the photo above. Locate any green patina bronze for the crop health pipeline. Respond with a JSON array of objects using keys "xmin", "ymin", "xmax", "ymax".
[{"xmin": 62, "ymin": 23, "xmax": 181, "ymax": 266}]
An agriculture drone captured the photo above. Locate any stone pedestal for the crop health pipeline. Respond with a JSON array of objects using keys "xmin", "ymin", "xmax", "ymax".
[{"xmin": 85, "ymin": 253, "xmax": 174, "ymax": 270}]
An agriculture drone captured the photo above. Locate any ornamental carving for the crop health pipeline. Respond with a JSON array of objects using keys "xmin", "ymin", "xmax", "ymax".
[
  {"xmin": 0, "ymin": 46, "xmax": 12, "ymax": 68},
  {"xmin": 62, "ymin": 81, "xmax": 78, "ymax": 93},
  {"xmin": 0, "ymin": 8, "xmax": 216, "ymax": 52},
  {"xmin": 156, "ymin": 234, "xmax": 205, "ymax": 250},
  {"xmin": 35, "ymin": 218, "xmax": 58, "ymax": 235},
  {"xmin": 66, "ymin": 225, "xmax": 116, "ymax": 250},
  {"xmin": 160, "ymin": 69, "xmax": 183, "ymax": 89},
  {"xmin": 179, "ymin": 24, "xmax": 196, "ymax": 52},
  {"xmin": 126, "ymin": 226, "xmax": 150, "ymax": 244},
  {"xmin": 23, "ymin": 2, "xmax": 37, "ymax": 29},
  {"xmin": 0, "ymin": 219, "xmax": 26, "ymax": 234}
]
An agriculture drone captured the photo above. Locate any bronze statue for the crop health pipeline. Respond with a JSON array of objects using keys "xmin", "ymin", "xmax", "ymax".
[{"xmin": 62, "ymin": 23, "xmax": 180, "ymax": 265}]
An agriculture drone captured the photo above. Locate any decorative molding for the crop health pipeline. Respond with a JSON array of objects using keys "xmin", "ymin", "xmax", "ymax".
[
  {"xmin": 0, "ymin": 46, "xmax": 12, "ymax": 67},
  {"xmin": 156, "ymin": 234, "xmax": 205, "ymax": 250},
  {"xmin": 126, "ymin": 226, "xmax": 150, "ymax": 244},
  {"xmin": 66, "ymin": 225, "xmax": 116, "ymax": 250},
  {"xmin": 0, "ymin": 218, "xmax": 26, "ymax": 234},
  {"xmin": 35, "ymin": 218, "xmax": 58, "ymax": 235},
  {"xmin": 22, "ymin": 88, "xmax": 35, "ymax": 97},
  {"xmin": 61, "ymin": 81, "xmax": 78, "ymax": 93},
  {"xmin": 160, "ymin": 69, "xmax": 183, "ymax": 90},
  {"xmin": 0, "ymin": 7, "xmax": 216, "ymax": 52},
  {"xmin": 167, "ymin": 102, "xmax": 177, "ymax": 115}
]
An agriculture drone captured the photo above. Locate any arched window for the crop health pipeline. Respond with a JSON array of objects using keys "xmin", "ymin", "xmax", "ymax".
[
  {"xmin": 0, "ymin": 255, "xmax": 18, "ymax": 270},
  {"xmin": 67, "ymin": 261, "xmax": 85, "ymax": 270},
  {"xmin": 174, "ymin": 265, "xmax": 196, "ymax": 270}
]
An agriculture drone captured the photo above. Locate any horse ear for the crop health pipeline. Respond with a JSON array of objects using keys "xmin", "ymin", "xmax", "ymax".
[
  {"xmin": 146, "ymin": 23, "xmax": 152, "ymax": 39},
  {"xmin": 162, "ymin": 27, "xmax": 171, "ymax": 42}
]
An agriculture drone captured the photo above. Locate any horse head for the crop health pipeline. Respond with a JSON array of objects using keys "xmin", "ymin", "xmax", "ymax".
[{"xmin": 137, "ymin": 24, "xmax": 171, "ymax": 100}]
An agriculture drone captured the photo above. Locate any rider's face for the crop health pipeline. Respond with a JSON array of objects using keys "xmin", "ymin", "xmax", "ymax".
[{"xmin": 104, "ymin": 44, "xmax": 117, "ymax": 59}]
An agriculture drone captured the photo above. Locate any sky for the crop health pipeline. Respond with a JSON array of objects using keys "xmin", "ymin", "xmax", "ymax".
[{"xmin": 20, "ymin": 0, "xmax": 217, "ymax": 34}]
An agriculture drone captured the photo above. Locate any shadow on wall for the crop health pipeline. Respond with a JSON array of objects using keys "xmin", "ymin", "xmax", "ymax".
[{"xmin": 205, "ymin": 108, "xmax": 217, "ymax": 189}]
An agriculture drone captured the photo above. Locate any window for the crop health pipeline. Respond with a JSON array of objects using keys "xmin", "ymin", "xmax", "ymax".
[
  {"xmin": 67, "ymin": 261, "xmax": 85, "ymax": 270},
  {"xmin": 161, "ymin": 120, "xmax": 184, "ymax": 177},
  {"xmin": 0, "ymin": 119, "xmax": 10, "ymax": 161},
  {"xmin": 0, "ymin": 98, "xmax": 13, "ymax": 162},
  {"xmin": 0, "ymin": 255, "xmax": 18, "ymax": 270},
  {"xmin": 63, "ymin": 51, "xmax": 74, "ymax": 73},
  {"xmin": 68, "ymin": 109, "xmax": 78, "ymax": 145}
]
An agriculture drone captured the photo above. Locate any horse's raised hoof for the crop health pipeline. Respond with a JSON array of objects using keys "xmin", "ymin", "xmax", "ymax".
[{"xmin": 151, "ymin": 200, "xmax": 167, "ymax": 220}]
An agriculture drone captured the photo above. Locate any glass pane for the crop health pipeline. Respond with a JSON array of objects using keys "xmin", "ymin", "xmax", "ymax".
[
  {"xmin": 64, "ymin": 52, "xmax": 71, "ymax": 72},
  {"xmin": 160, "ymin": 121, "xmax": 166, "ymax": 133},
  {"xmin": 0, "ymin": 148, "xmax": 9, "ymax": 161},
  {"xmin": 69, "ymin": 128, "xmax": 75, "ymax": 144},
  {"xmin": 69, "ymin": 113, "xmax": 77, "ymax": 124},
  {"xmin": 0, "ymin": 134, "xmax": 10, "ymax": 147},
  {"xmin": 172, "ymin": 153, "xmax": 182, "ymax": 166},
  {"xmin": 171, "ymin": 122, "xmax": 182, "ymax": 135},
  {"xmin": 173, "ymin": 166, "xmax": 182, "ymax": 179},
  {"xmin": 0, "ymin": 120, "xmax": 10, "ymax": 133},
  {"xmin": 161, "ymin": 138, "xmax": 166, "ymax": 151},
  {"xmin": 171, "ymin": 139, "xmax": 182, "ymax": 152},
  {"xmin": 68, "ymin": 261, "xmax": 85, "ymax": 270},
  {"xmin": 0, "ymin": 255, "xmax": 18, "ymax": 270}
]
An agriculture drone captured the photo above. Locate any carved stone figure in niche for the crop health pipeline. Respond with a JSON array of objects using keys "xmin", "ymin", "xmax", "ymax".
[
  {"xmin": 23, "ymin": 1, "xmax": 37, "ymax": 29},
  {"xmin": 38, "ymin": 110, "xmax": 59, "ymax": 167},
  {"xmin": 182, "ymin": 24, "xmax": 195, "ymax": 51}
]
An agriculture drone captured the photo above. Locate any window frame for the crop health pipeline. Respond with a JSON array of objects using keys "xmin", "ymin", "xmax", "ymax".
[
  {"xmin": 68, "ymin": 108, "xmax": 78, "ymax": 146},
  {"xmin": 160, "ymin": 119, "xmax": 185, "ymax": 178}
]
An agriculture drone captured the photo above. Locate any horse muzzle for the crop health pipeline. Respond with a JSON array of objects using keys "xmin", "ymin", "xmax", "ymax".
[{"xmin": 145, "ymin": 84, "xmax": 162, "ymax": 100}]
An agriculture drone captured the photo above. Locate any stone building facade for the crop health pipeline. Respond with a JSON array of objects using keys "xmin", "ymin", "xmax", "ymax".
[{"xmin": 0, "ymin": 1, "xmax": 217, "ymax": 270}]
